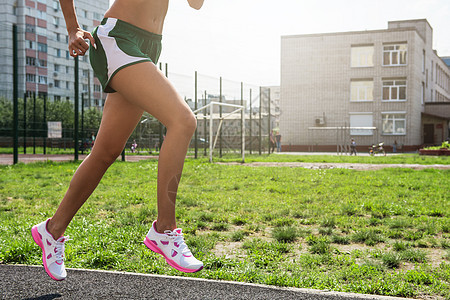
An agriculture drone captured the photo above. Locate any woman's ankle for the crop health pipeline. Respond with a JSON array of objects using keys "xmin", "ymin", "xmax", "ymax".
[
  {"xmin": 46, "ymin": 218, "xmax": 65, "ymax": 240},
  {"xmin": 155, "ymin": 219, "xmax": 176, "ymax": 233}
]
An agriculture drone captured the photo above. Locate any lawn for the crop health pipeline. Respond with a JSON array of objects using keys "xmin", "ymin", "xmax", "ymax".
[{"xmin": 0, "ymin": 157, "xmax": 449, "ymax": 298}]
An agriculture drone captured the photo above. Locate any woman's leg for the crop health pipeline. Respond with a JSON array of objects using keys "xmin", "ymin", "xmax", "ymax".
[
  {"xmin": 47, "ymin": 92, "xmax": 144, "ymax": 239},
  {"xmin": 108, "ymin": 62, "xmax": 197, "ymax": 233}
]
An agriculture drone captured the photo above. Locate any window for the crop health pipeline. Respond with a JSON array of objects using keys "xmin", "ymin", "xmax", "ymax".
[
  {"xmin": 56, "ymin": 49, "xmax": 61, "ymax": 57},
  {"xmin": 54, "ymin": 64, "xmax": 60, "ymax": 72},
  {"xmin": 82, "ymin": 84, "xmax": 88, "ymax": 92},
  {"xmin": 38, "ymin": 59, "xmax": 47, "ymax": 67},
  {"xmin": 94, "ymin": 84, "xmax": 101, "ymax": 92},
  {"xmin": 26, "ymin": 74, "xmax": 36, "ymax": 82},
  {"xmin": 26, "ymin": 24, "xmax": 35, "ymax": 33},
  {"xmin": 431, "ymin": 61, "xmax": 434, "ymax": 81},
  {"xmin": 56, "ymin": 33, "xmax": 60, "ymax": 42},
  {"xmin": 383, "ymin": 44, "xmax": 407, "ymax": 66},
  {"xmin": 82, "ymin": 69, "xmax": 89, "ymax": 77},
  {"xmin": 66, "ymin": 81, "xmax": 70, "ymax": 89},
  {"xmin": 421, "ymin": 82, "xmax": 425, "ymax": 104},
  {"xmin": 350, "ymin": 113, "xmax": 373, "ymax": 136},
  {"xmin": 94, "ymin": 12, "xmax": 102, "ymax": 20},
  {"xmin": 54, "ymin": 95, "xmax": 61, "ymax": 101},
  {"xmin": 37, "ymin": 42, "xmax": 47, "ymax": 53},
  {"xmin": 27, "ymin": 41, "xmax": 36, "ymax": 50},
  {"xmin": 54, "ymin": 80, "xmax": 60, "ymax": 88},
  {"xmin": 26, "ymin": 57, "xmax": 36, "ymax": 66},
  {"xmin": 422, "ymin": 50, "xmax": 426, "ymax": 73},
  {"xmin": 66, "ymin": 51, "xmax": 70, "ymax": 59},
  {"xmin": 351, "ymin": 46, "xmax": 374, "ymax": 67},
  {"xmin": 53, "ymin": 1, "xmax": 59, "ymax": 10},
  {"xmin": 351, "ymin": 80, "xmax": 373, "ymax": 101},
  {"xmin": 36, "ymin": 10, "xmax": 46, "ymax": 20},
  {"xmin": 382, "ymin": 80, "xmax": 406, "ymax": 101},
  {"xmin": 66, "ymin": 66, "xmax": 70, "ymax": 73},
  {"xmin": 38, "ymin": 76, "xmax": 47, "ymax": 84},
  {"xmin": 382, "ymin": 113, "xmax": 406, "ymax": 135},
  {"xmin": 53, "ymin": 17, "xmax": 59, "ymax": 26}
]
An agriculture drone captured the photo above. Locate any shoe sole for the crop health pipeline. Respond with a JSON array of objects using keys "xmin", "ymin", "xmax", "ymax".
[
  {"xmin": 144, "ymin": 237, "xmax": 203, "ymax": 273},
  {"xmin": 31, "ymin": 226, "xmax": 65, "ymax": 281}
]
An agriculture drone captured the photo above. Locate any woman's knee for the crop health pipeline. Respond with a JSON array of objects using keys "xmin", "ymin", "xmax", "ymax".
[
  {"xmin": 90, "ymin": 145, "xmax": 123, "ymax": 166},
  {"xmin": 169, "ymin": 111, "xmax": 197, "ymax": 136}
]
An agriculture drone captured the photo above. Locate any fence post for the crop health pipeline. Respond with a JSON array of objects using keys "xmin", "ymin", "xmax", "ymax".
[
  {"xmin": 23, "ymin": 92, "xmax": 27, "ymax": 154},
  {"xmin": 267, "ymin": 88, "xmax": 271, "ymax": 154},
  {"xmin": 219, "ymin": 77, "xmax": 222, "ymax": 157},
  {"xmin": 241, "ymin": 82, "xmax": 245, "ymax": 162},
  {"xmin": 194, "ymin": 71, "xmax": 198, "ymax": 159},
  {"xmin": 33, "ymin": 92, "xmax": 36, "ymax": 154},
  {"xmin": 43, "ymin": 95, "xmax": 47, "ymax": 154},
  {"xmin": 74, "ymin": 56, "xmax": 79, "ymax": 161},
  {"xmin": 204, "ymin": 91, "xmax": 207, "ymax": 156},
  {"xmin": 259, "ymin": 87, "xmax": 262, "ymax": 155},
  {"xmin": 13, "ymin": 24, "xmax": 19, "ymax": 164},
  {"xmin": 249, "ymin": 89, "xmax": 252, "ymax": 155}
]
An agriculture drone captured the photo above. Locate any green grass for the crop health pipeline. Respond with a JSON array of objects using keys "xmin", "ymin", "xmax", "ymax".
[{"xmin": 1, "ymin": 158, "xmax": 449, "ymax": 298}]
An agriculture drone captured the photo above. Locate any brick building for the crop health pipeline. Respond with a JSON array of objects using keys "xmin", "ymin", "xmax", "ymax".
[
  {"xmin": 0, "ymin": 0, "xmax": 109, "ymax": 107},
  {"xmin": 280, "ymin": 19, "xmax": 450, "ymax": 152}
]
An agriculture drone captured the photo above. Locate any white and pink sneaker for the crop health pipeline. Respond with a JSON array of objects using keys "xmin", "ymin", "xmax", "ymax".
[
  {"xmin": 144, "ymin": 221, "xmax": 203, "ymax": 273},
  {"xmin": 31, "ymin": 219, "xmax": 68, "ymax": 281}
]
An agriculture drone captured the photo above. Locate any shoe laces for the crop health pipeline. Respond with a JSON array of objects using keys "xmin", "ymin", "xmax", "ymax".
[
  {"xmin": 164, "ymin": 229, "xmax": 191, "ymax": 255},
  {"xmin": 55, "ymin": 236, "xmax": 71, "ymax": 262}
]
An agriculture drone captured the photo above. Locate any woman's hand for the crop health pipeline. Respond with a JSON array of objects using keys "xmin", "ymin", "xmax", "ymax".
[
  {"xmin": 68, "ymin": 28, "xmax": 96, "ymax": 57},
  {"xmin": 187, "ymin": 0, "xmax": 204, "ymax": 10}
]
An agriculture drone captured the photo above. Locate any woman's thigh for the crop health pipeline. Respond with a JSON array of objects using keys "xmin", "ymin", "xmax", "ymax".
[
  {"xmin": 91, "ymin": 92, "xmax": 143, "ymax": 160},
  {"xmin": 108, "ymin": 62, "xmax": 194, "ymax": 129}
]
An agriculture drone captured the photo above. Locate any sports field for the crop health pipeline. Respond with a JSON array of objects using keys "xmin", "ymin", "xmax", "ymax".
[{"xmin": 0, "ymin": 154, "xmax": 449, "ymax": 298}]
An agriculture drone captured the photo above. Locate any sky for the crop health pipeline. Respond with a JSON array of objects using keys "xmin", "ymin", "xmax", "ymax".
[{"xmin": 109, "ymin": 0, "xmax": 450, "ymax": 87}]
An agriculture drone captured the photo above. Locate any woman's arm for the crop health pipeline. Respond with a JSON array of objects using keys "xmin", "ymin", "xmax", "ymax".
[
  {"xmin": 59, "ymin": 0, "xmax": 95, "ymax": 57},
  {"xmin": 187, "ymin": 0, "xmax": 204, "ymax": 10}
]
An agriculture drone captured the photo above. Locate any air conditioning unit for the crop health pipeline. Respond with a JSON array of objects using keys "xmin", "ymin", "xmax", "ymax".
[
  {"xmin": 53, "ymin": 72, "xmax": 58, "ymax": 77},
  {"xmin": 315, "ymin": 117, "xmax": 325, "ymax": 125},
  {"xmin": 49, "ymin": 83, "xmax": 53, "ymax": 88}
]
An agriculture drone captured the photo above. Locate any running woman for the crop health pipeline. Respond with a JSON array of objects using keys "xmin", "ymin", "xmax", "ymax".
[{"xmin": 31, "ymin": 0, "xmax": 205, "ymax": 281}]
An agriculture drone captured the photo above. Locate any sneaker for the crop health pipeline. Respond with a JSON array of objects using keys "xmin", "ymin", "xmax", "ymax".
[
  {"xmin": 144, "ymin": 221, "xmax": 203, "ymax": 273},
  {"xmin": 31, "ymin": 218, "xmax": 68, "ymax": 281}
]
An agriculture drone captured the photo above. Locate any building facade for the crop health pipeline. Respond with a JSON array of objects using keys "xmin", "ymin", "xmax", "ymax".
[
  {"xmin": 0, "ymin": 0, "xmax": 108, "ymax": 107},
  {"xmin": 281, "ymin": 19, "xmax": 450, "ymax": 152}
]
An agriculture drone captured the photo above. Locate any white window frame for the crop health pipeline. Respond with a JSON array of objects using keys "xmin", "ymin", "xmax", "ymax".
[
  {"xmin": 350, "ymin": 80, "xmax": 373, "ymax": 102},
  {"xmin": 349, "ymin": 112, "xmax": 374, "ymax": 136},
  {"xmin": 381, "ymin": 112, "xmax": 406, "ymax": 135},
  {"xmin": 382, "ymin": 79, "xmax": 407, "ymax": 102},
  {"xmin": 38, "ymin": 76, "xmax": 47, "ymax": 84},
  {"xmin": 351, "ymin": 46, "xmax": 374, "ymax": 68},
  {"xmin": 383, "ymin": 44, "xmax": 407, "ymax": 66}
]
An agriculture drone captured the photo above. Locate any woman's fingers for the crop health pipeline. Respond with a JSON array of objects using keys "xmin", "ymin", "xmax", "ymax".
[{"xmin": 69, "ymin": 30, "xmax": 95, "ymax": 56}]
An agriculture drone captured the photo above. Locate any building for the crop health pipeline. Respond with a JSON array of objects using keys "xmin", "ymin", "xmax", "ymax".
[
  {"xmin": 442, "ymin": 56, "xmax": 450, "ymax": 68},
  {"xmin": 281, "ymin": 19, "xmax": 450, "ymax": 152},
  {"xmin": 0, "ymin": 0, "xmax": 108, "ymax": 107}
]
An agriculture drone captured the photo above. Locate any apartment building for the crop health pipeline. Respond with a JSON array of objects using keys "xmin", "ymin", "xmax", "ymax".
[
  {"xmin": 0, "ymin": 0, "xmax": 108, "ymax": 107},
  {"xmin": 281, "ymin": 19, "xmax": 450, "ymax": 152}
]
